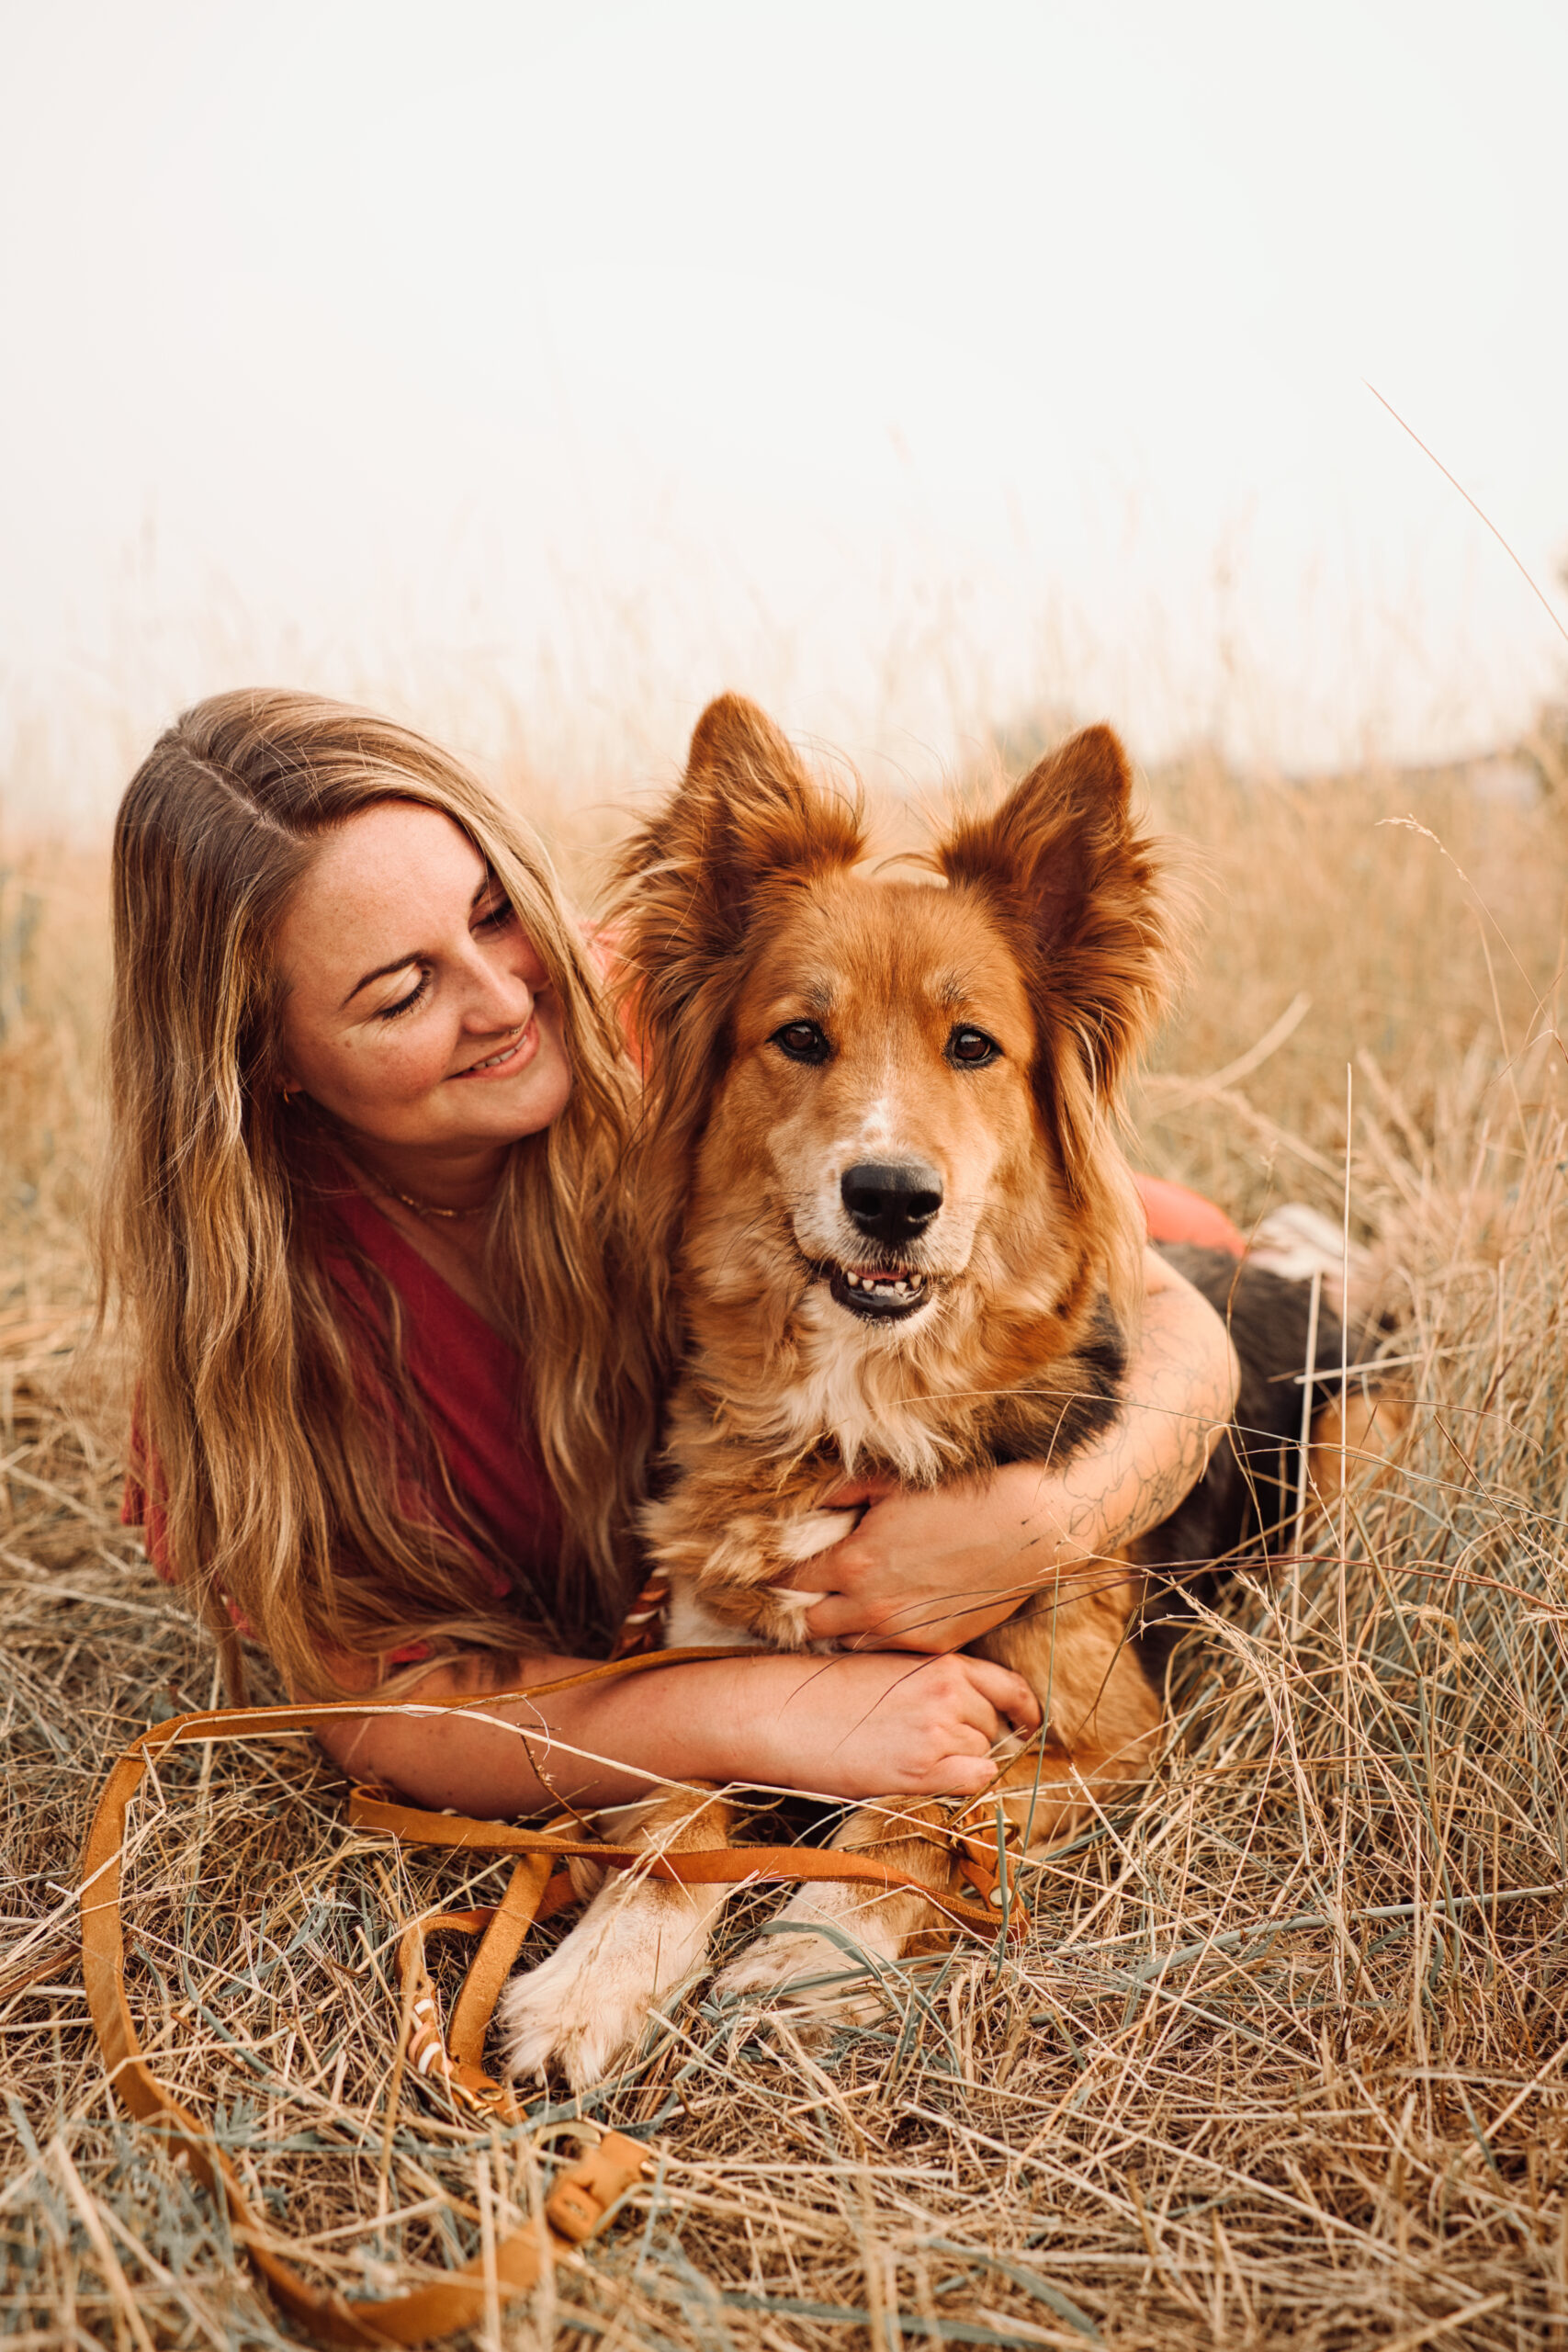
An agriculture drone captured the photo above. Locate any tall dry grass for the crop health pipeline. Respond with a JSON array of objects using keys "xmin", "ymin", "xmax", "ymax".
[{"xmin": 2, "ymin": 713, "xmax": 1567, "ymax": 2348}]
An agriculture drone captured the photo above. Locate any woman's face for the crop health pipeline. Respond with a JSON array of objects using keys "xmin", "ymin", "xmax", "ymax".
[{"xmin": 275, "ymin": 801, "xmax": 572, "ymax": 1159}]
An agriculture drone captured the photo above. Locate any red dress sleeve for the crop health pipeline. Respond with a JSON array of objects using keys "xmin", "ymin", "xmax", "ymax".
[{"xmin": 1134, "ymin": 1174, "xmax": 1246, "ymax": 1257}]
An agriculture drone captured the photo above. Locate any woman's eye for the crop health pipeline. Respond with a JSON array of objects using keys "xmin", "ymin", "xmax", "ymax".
[
  {"xmin": 772, "ymin": 1020, "xmax": 831, "ymax": 1065},
  {"xmin": 475, "ymin": 894, "xmax": 515, "ymax": 933},
  {"xmin": 377, "ymin": 973, "xmax": 429, "ymax": 1022},
  {"xmin": 947, "ymin": 1024, "xmax": 1001, "ymax": 1068}
]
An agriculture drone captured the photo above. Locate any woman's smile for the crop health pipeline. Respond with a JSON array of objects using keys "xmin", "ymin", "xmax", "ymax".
[{"xmin": 450, "ymin": 1011, "xmax": 540, "ymax": 1081}]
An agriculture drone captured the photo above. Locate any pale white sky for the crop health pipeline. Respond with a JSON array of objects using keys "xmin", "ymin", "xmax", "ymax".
[{"xmin": 2, "ymin": 1, "xmax": 1565, "ymax": 821}]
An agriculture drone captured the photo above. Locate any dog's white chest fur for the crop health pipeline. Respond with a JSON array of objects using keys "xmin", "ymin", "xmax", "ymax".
[{"xmin": 765, "ymin": 1289, "xmax": 953, "ymax": 1483}]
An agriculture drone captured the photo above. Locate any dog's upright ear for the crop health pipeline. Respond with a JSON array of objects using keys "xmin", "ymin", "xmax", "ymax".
[
  {"xmin": 937, "ymin": 724, "xmax": 1179, "ymax": 1204},
  {"xmin": 613, "ymin": 694, "xmax": 862, "ymax": 1010},
  {"xmin": 609, "ymin": 695, "xmax": 864, "ymax": 1221},
  {"xmin": 637, "ymin": 693, "xmax": 863, "ymax": 957}
]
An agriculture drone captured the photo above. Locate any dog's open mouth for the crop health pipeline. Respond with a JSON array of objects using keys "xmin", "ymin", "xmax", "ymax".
[{"xmin": 827, "ymin": 1263, "xmax": 931, "ymax": 1322}]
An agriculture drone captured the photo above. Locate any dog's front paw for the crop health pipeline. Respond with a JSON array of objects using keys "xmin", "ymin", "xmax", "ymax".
[
  {"xmin": 496, "ymin": 1930, "xmax": 637, "ymax": 2090},
  {"xmin": 497, "ymin": 1875, "xmax": 717, "ymax": 2090},
  {"xmin": 714, "ymin": 1884, "xmax": 909, "ymax": 2033}
]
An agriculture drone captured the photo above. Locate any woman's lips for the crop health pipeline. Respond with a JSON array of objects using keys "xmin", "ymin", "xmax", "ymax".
[{"xmin": 449, "ymin": 1012, "xmax": 539, "ymax": 1080}]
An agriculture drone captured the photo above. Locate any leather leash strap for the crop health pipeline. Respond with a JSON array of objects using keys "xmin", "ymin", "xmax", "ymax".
[
  {"xmin": 346, "ymin": 1785, "xmax": 1009, "ymax": 1935},
  {"xmin": 79, "ymin": 1721, "xmax": 649, "ymax": 2345},
  {"xmin": 79, "ymin": 1647, "xmax": 1070, "ymax": 2341}
]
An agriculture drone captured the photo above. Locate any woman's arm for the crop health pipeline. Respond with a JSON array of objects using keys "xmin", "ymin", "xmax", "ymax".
[
  {"xmin": 800, "ymin": 1246, "xmax": 1242, "ymax": 1651},
  {"xmin": 308, "ymin": 1643, "xmax": 1043, "ymax": 1815}
]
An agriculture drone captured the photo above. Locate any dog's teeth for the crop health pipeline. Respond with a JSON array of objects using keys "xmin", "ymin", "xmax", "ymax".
[{"xmin": 840, "ymin": 1264, "xmax": 929, "ymax": 1304}]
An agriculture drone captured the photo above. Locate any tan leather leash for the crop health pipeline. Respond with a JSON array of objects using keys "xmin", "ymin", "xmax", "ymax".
[{"xmin": 78, "ymin": 1645, "xmax": 1061, "ymax": 2343}]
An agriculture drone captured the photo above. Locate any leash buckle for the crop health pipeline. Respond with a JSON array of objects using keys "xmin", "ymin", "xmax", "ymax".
[{"xmin": 546, "ymin": 2133, "xmax": 653, "ymax": 2244}]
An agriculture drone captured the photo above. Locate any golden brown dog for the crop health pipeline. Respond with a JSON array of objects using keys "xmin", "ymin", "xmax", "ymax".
[{"xmin": 499, "ymin": 695, "xmax": 1368, "ymax": 2086}]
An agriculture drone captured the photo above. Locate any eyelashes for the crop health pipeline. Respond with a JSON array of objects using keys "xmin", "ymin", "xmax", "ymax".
[
  {"xmin": 373, "ymin": 895, "xmax": 518, "ymax": 1022},
  {"xmin": 376, "ymin": 974, "xmax": 429, "ymax": 1023}
]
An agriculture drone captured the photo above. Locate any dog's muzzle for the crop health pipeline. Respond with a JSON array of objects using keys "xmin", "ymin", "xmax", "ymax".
[{"xmin": 823, "ymin": 1161, "xmax": 942, "ymax": 1322}]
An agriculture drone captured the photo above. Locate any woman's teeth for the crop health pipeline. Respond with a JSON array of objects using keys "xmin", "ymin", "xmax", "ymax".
[{"xmin": 462, "ymin": 1024, "xmax": 530, "ymax": 1074}]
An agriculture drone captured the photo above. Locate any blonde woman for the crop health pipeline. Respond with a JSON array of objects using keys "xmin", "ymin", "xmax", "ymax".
[{"xmin": 107, "ymin": 690, "xmax": 1238, "ymax": 1816}]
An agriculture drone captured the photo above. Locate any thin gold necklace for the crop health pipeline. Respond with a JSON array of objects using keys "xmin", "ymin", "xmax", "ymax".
[
  {"xmin": 381, "ymin": 1183, "xmax": 490, "ymax": 1223},
  {"xmin": 350, "ymin": 1157, "xmax": 493, "ymax": 1222}
]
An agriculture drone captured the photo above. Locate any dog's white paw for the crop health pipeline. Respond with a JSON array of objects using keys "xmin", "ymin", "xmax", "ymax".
[
  {"xmin": 714, "ymin": 1883, "xmax": 905, "ymax": 2030},
  {"xmin": 497, "ymin": 1872, "xmax": 722, "ymax": 2090}
]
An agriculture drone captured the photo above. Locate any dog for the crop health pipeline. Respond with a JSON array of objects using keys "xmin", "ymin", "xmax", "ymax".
[{"xmin": 498, "ymin": 695, "xmax": 1389, "ymax": 2087}]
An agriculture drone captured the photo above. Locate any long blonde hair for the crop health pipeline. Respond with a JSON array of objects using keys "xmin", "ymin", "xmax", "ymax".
[{"xmin": 102, "ymin": 689, "xmax": 660, "ymax": 1697}]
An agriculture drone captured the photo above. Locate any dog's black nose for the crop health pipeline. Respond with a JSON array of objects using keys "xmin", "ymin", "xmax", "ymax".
[{"xmin": 840, "ymin": 1161, "xmax": 943, "ymax": 1244}]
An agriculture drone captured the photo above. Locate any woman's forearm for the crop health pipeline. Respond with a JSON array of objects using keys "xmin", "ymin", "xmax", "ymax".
[
  {"xmin": 308, "ymin": 1642, "xmax": 1043, "ymax": 1813},
  {"xmin": 1002, "ymin": 1245, "xmax": 1242, "ymax": 1574},
  {"xmin": 310, "ymin": 1649, "xmax": 772, "ymax": 1815}
]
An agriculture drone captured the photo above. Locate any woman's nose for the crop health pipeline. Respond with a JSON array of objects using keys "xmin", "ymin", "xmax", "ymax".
[{"xmin": 462, "ymin": 949, "xmax": 535, "ymax": 1033}]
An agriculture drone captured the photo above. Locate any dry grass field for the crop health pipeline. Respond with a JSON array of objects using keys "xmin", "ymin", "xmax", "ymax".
[{"xmin": 3, "ymin": 712, "xmax": 1568, "ymax": 2349}]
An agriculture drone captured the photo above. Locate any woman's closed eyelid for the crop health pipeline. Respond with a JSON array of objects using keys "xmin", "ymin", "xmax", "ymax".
[
  {"xmin": 365, "ymin": 899, "xmax": 518, "ymax": 1022},
  {"xmin": 473, "ymin": 892, "xmax": 516, "ymax": 933},
  {"xmin": 374, "ymin": 969, "xmax": 430, "ymax": 1021}
]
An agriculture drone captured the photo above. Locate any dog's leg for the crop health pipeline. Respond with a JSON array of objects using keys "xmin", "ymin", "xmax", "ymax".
[
  {"xmin": 1306, "ymin": 1388, "xmax": 1411, "ymax": 1519},
  {"xmin": 497, "ymin": 1784, "xmax": 736, "ymax": 2089},
  {"xmin": 714, "ymin": 1566, "xmax": 1163, "ymax": 2030},
  {"xmin": 647, "ymin": 1476, "xmax": 860, "ymax": 1652},
  {"xmin": 982, "ymin": 1559, "xmax": 1164, "ymax": 1804},
  {"xmin": 712, "ymin": 1794, "xmax": 953, "ymax": 2029}
]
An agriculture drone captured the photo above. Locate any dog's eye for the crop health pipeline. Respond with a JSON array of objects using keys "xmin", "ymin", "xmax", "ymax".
[
  {"xmin": 947, "ymin": 1025, "xmax": 1001, "ymax": 1068},
  {"xmin": 772, "ymin": 1020, "xmax": 831, "ymax": 1065}
]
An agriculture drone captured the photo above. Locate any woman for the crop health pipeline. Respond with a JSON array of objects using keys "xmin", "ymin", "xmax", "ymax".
[{"xmin": 107, "ymin": 690, "xmax": 1239, "ymax": 1818}]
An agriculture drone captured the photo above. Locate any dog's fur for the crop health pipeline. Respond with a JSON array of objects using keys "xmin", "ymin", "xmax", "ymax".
[{"xmin": 498, "ymin": 695, "xmax": 1383, "ymax": 2087}]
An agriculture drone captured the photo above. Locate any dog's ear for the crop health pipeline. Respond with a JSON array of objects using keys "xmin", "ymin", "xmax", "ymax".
[
  {"xmin": 937, "ymin": 724, "xmax": 1177, "ymax": 1170},
  {"xmin": 610, "ymin": 696, "xmax": 864, "ymax": 1218},
  {"xmin": 615, "ymin": 693, "xmax": 863, "ymax": 981},
  {"xmin": 640, "ymin": 694, "xmax": 863, "ymax": 953}
]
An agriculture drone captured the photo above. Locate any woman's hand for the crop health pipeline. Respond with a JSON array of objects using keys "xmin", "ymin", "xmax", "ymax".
[
  {"xmin": 720, "ymin": 1648, "xmax": 1042, "ymax": 1799},
  {"xmin": 799, "ymin": 1247, "xmax": 1241, "ymax": 1652},
  {"xmin": 796, "ymin": 1466, "xmax": 1070, "ymax": 1649}
]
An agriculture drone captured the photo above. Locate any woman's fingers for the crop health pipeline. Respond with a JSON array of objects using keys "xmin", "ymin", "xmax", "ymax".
[
  {"xmin": 923, "ymin": 1753, "xmax": 1002, "ymax": 1795},
  {"xmin": 945, "ymin": 1655, "xmax": 1042, "ymax": 1736},
  {"xmin": 804, "ymin": 1589, "xmax": 907, "ymax": 1642},
  {"xmin": 806, "ymin": 1586, "xmax": 1027, "ymax": 1652}
]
